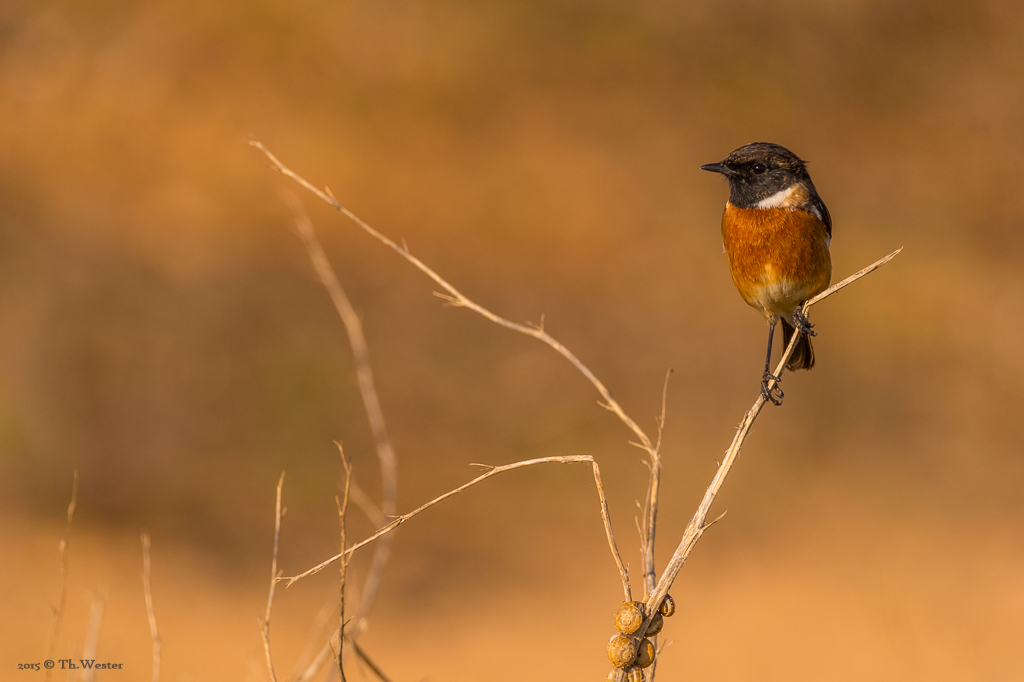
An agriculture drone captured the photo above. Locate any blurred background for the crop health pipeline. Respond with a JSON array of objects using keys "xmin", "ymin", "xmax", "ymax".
[{"xmin": 2, "ymin": 0, "xmax": 1023, "ymax": 679}]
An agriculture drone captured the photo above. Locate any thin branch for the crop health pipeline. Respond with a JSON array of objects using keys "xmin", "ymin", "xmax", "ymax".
[
  {"xmin": 353, "ymin": 641, "xmax": 394, "ymax": 682},
  {"xmin": 141, "ymin": 532, "xmax": 161, "ymax": 682},
  {"xmin": 591, "ymin": 457, "xmax": 632, "ymax": 601},
  {"xmin": 261, "ymin": 472, "xmax": 286, "ymax": 682},
  {"xmin": 338, "ymin": 446, "xmax": 354, "ymax": 682},
  {"xmin": 614, "ymin": 248, "xmax": 902, "ymax": 682},
  {"xmin": 46, "ymin": 470, "xmax": 77, "ymax": 682},
  {"xmin": 297, "ymin": 628, "xmax": 395, "ymax": 682},
  {"xmin": 637, "ymin": 369, "xmax": 672, "ymax": 678},
  {"xmin": 294, "ymin": 454, "xmax": 631, "ymax": 682},
  {"xmin": 289, "ymin": 196, "xmax": 399, "ymax": 636},
  {"xmin": 805, "ymin": 248, "xmax": 902, "ymax": 306},
  {"xmin": 284, "ymin": 455, "xmax": 630, "ymax": 602},
  {"xmin": 653, "ymin": 369, "xmax": 672, "ymax": 459},
  {"xmin": 642, "ymin": 369, "xmax": 672, "ymax": 598},
  {"xmin": 253, "ymin": 140, "xmax": 655, "ymax": 458}
]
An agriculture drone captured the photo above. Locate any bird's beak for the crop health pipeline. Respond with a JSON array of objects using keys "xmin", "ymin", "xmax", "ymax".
[{"xmin": 699, "ymin": 162, "xmax": 727, "ymax": 175}]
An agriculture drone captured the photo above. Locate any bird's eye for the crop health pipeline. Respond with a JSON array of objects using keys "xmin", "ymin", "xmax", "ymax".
[{"xmin": 752, "ymin": 163, "xmax": 766, "ymax": 175}]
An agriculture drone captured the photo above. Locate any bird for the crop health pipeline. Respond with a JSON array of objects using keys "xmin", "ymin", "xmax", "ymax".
[{"xmin": 700, "ymin": 142, "xmax": 832, "ymax": 405}]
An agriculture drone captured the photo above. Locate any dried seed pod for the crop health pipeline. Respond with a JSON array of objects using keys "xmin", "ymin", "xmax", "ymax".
[
  {"xmin": 634, "ymin": 639, "xmax": 655, "ymax": 668},
  {"xmin": 645, "ymin": 612, "xmax": 664, "ymax": 637},
  {"xmin": 607, "ymin": 633, "xmax": 638, "ymax": 668},
  {"xmin": 658, "ymin": 594, "xmax": 676, "ymax": 617},
  {"xmin": 626, "ymin": 665, "xmax": 644, "ymax": 682},
  {"xmin": 614, "ymin": 601, "xmax": 645, "ymax": 634}
]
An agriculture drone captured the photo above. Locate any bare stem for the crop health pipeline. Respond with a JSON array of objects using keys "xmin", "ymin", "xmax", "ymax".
[
  {"xmin": 285, "ymin": 455, "xmax": 630, "ymax": 600},
  {"xmin": 289, "ymin": 197, "xmax": 400, "ymax": 637},
  {"xmin": 642, "ymin": 369, "xmax": 672, "ymax": 598},
  {"xmin": 252, "ymin": 140, "xmax": 655, "ymax": 460},
  {"xmin": 46, "ymin": 470, "xmax": 77, "ymax": 682},
  {"xmin": 337, "ymin": 446, "xmax": 354, "ymax": 682},
  {"xmin": 261, "ymin": 472, "xmax": 286, "ymax": 682},
  {"xmin": 142, "ymin": 532, "xmax": 161, "ymax": 682},
  {"xmin": 614, "ymin": 248, "xmax": 902, "ymax": 682},
  {"xmin": 353, "ymin": 641, "xmax": 394, "ymax": 682}
]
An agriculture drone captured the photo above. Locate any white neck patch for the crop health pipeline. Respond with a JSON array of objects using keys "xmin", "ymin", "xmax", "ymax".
[{"xmin": 755, "ymin": 186, "xmax": 796, "ymax": 209}]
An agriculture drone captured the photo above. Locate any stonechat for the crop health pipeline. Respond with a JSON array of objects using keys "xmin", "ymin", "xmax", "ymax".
[{"xmin": 701, "ymin": 142, "xmax": 832, "ymax": 405}]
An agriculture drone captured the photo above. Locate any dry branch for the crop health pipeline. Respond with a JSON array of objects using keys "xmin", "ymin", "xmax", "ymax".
[
  {"xmin": 288, "ymin": 454, "xmax": 629, "ymax": 682},
  {"xmin": 261, "ymin": 472, "xmax": 286, "ymax": 682},
  {"xmin": 253, "ymin": 140, "xmax": 655, "ymax": 458},
  {"xmin": 642, "ymin": 369, "xmax": 672, "ymax": 597},
  {"xmin": 353, "ymin": 640, "xmax": 394, "ymax": 682},
  {"xmin": 337, "ymin": 447, "xmax": 354, "ymax": 682},
  {"xmin": 289, "ymin": 196, "xmax": 399, "ymax": 637},
  {"xmin": 254, "ymin": 140, "xmax": 662, "ymax": 603},
  {"xmin": 284, "ymin": 455, "xmax": 631, "ymax": 601}
]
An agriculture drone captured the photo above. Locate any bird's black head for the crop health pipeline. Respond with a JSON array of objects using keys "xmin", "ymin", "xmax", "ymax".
[{"xmin": 701, "ymin": 142, "xmax": 814, "ymax": 208}]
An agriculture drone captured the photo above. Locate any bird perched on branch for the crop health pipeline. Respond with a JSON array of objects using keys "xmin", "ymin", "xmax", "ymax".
[{"xmin": 701, "ymin": 143, "xmax": 832, "ymax": 405}]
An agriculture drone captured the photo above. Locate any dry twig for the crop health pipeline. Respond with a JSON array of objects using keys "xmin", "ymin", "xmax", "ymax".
[
  {"xmin": 289, "ymin": 196, "xmax": 400, "ymax": 638},
  {"xmin": 261, "ymin": 472, "xmax": 286, "ymax": 682},
  {"xmin": 353, "ymin": 640, "xmax": 394, "ymax": 682},
  {"xmin": 283, "ymin": 455, "xmax": 630, "ymax": 601},
  {"xmin": 337, "ymin": 446, "xmax": 354, "ymax": 682},
  {"xmin": 253, "ymin": 140, "xmax": 655, "ymax": 459},
  {"xmin": 46, "ymin": 471, "xmax": 78, "ymax": 682},
  {"xmin": 642, "ymin": 369, "xmax": 672, "ymax": 597},
  {"xmin": 141, "ymin": 532, "xmax": 161, "ymax": 682},
  {"xmin": 254, "ymin": 140, "xmax": 652, "ymax": 600}
]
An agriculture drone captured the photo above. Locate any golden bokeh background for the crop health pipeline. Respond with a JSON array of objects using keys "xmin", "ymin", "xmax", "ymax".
[{"xmin": 3, "ymin": 0, "xmax": 1024, "ymax": 679}]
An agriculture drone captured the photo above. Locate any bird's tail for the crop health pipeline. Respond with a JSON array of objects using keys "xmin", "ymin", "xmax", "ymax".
[{"xmin": 781, "ymin": 319, "xmax": 815, "ymax": 371}]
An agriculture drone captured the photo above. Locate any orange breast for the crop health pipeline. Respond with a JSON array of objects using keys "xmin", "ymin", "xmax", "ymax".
[{"xmin": 721, "ymin": 203, "xmax": 832, "ymax": 320}]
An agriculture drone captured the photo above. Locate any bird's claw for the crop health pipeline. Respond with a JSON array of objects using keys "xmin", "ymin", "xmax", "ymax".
[
  {"xmin": 761, "ymin": 372, "xmax": 784, "ymax": 406},
  {"xmin": 792, "ymin": 309, "xmax": 816, "ymax": 337}
]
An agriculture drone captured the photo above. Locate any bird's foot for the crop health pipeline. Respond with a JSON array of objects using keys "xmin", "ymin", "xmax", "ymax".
[
  {"xmin": 792, "ymin": 309, "xmax": 816, "ymax": 337},
  {"xmin": 761, "ymin": 372, "xmax": 784, "ymax": 406}
]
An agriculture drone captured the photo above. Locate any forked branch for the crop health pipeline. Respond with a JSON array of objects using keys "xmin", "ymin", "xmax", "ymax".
[
  {"xmin": 283, "ymin": 455, "xmax": 632, "ymax": 601},
  {"xmin": 252, "ymin": 140, "xmax": 655, "ymax": 458}
]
